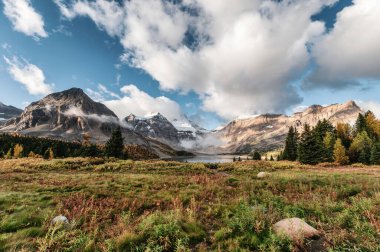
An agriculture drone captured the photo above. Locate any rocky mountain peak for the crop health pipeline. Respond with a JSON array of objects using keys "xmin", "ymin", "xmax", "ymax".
[{"xmin": 342, "ymin": 100, "xmax": 359, "ymax": 109}]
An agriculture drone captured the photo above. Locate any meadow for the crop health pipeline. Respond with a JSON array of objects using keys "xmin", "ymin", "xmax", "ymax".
[{"xmin": 0, "ymin": 158, "xmax": 379, "ymax": 251}]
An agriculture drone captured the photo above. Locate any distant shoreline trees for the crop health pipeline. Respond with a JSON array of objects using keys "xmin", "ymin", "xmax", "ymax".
[
  {"xmin": 282, "ymin": 111, "xmax": 380, "ymax": 165},
  {"xmin": 0, "ymin": 134, "xmax": 103, "ymax": 160}
]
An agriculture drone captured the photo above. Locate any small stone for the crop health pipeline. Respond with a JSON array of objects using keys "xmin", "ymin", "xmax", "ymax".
[
  {"xmin": 51, "ymin": 215, "xmax": 69, "ymax": 226},
  {"xmin": 273, "ymin": 217, "xmax": 319, "ymax": 241},
  {"xmin": 257, "ymin": 172, "xmax": 270, "ymax": 178}
]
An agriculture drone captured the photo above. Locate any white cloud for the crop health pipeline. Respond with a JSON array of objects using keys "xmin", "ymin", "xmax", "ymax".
[
  {"xmin": 55, "ymin": 0, "xmax": 340, "ymax": 120},
  {"xmin": 86, "ymin": 83, "xmax": 121, "ymax": 102},
  {"xmin": 305, "ymin": 0, "xmax": 380, "ymax": 89},
  {"xmin": 3, "ymin": 0, "xmax": 48, "ymax": 39},
  {"xmin": 53, "ymin": 0, "xmax": 76, "ymax": 19},
  {"xmin": 356, "ymin": 100, "xmax": 380, "ymax": 119},
  {"xmin": 55, "ymin": 0, "xmax": 124, "ymax": 36},
  {"xmin": 4, "ymin": 56, "xmax": 53, "ymax": 96},
  {"xmin": 104, "ymin": 85, "xmax": 183, "ymax": 121}
]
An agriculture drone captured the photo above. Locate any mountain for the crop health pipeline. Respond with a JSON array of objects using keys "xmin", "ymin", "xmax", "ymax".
[
  {"xmin": 204, "ymin": 101, "xmax": 363, "ymax": 154},
  {"xmin": 125, "ymin": 113, "xmax": 180, "ymax": 145},
  {"xmin": 0, "ymin": 88, "xmax": 153, "ymax": 148},
  {"xmin": 124, "ymin": 113, "xmax": 207, "ymax": 147},
  {"xmin": 0, "ymin": 102, "xmax": 22, "ymax": 121},
  {"xmin": 0, "ymin": 88, "xmax": 365, "ymax": 156}
]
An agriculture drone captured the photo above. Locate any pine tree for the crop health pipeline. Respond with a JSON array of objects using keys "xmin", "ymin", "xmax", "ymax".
[
  {"xmin": 283, "ymin": 126, "xmax": 298, "ymax": 161},
  {"xmin": 298, "ymin": 124, "xmax": 324, "ymax": 165},
  {"xmin": 323, "ymin": 132, "xmax": 335, "ymax": 162},
  {"xmin": 370, "ymin": 142, "xmax": 380, "ymax": 165},
  {"xmin": 252, "ymin": 151, "xmax": 261, "ymax": 160},
  {"xmin": 355, "ymin": 113, "xmax": 367, "ymax": 134},
  {"xmin": 314, "ymin": 119, "xmax": 335, "ymax": 141},
  {"xmin": 333, "ymin": 139, "xmax": 349, "ymax": 165},
  {"xmin": 349, "ymin": 131, "xmax": 372, "ymax": 163},
  {"xmin": 270, "ymin": 155, "xmax": 274, "ymax": 161},
  {"xmin": 0, "ymin": 150, "xmax": 4, "ymax": 159},
  {"xmin": 13, "ymin": 144, "xmax": 24, "ymax": 158},
  {"xmin": 104, "ymin": 127, "xmax": 125, "ymax": 159}
]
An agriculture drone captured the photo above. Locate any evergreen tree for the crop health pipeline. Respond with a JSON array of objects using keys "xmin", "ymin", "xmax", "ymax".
[
  {"xmin": 298, "ymin": 124, "xmax": 324, "ymax": 165},
  {"xmin": 270, "ymin": 155, "xmax": 274, "ymax": 161},
  {"xmin": 349, "ymin": 131, "xmax": 372, "ymax": 163},
  {"xmin": 314, "ymin": 119, "xmax": 335, "ymax": 141},
  {"xmin": 0, "ymin": 150, "xmax": 4, "ymax": 159},
  {"xmin": 252, "ymin": 151, "xmax": 261, "ymax": 160},
  {"xmin": 104, "ymin": 127, "xmax": 125, "ymax": 159},
  {"xmin": 333, "ymin": 139, "xmax": 349, "ymax": 165},
  {"xmin": 323, "ymin": 132, "xmax": 335, "ymax": 162},
  {"xmin": 370, "ymin": 142, "xmax": 380, "ymax": 165},
  {"xmin": 282, "ymin": 126, "xmax": 298, "ymax": 161},
  {"xmin": 355, "ymin": 113, "xmax": 367, "ymax": 134}
]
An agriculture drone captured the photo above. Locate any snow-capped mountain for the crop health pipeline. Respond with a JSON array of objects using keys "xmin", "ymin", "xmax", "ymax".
[{"xmin": 124, "ymin": 112, "xmax": 207, "ymax": 147}]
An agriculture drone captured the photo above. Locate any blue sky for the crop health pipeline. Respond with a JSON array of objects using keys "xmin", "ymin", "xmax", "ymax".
[{"xmin": 1, "ymin": 0, "xmax": 379, "ymax": 129}]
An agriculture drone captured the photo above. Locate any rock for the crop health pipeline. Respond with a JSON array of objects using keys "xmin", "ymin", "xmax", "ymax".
[
  {"xmin": 257, "ymin": 172, "xmax": 270, "ymax": 178},
  {"xmin": 273, "ymin": 218, "xmax": 319, "ymax": 241},
  {"xmin": 52, "ymin": 215, "xmax": 69, "ymax": 226}
]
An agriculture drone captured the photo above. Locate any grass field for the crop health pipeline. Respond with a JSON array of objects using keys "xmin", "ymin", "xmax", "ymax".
[{"xmin": 0, "ymin": 158, "xmax": 379, "ymax": 251}]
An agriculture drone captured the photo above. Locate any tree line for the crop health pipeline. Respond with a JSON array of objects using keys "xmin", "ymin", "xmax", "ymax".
[
  {"xmin": 0, "ymin": 127, "xmax": 128, "ymax": 160},
  {"xmin": 281, "ymin": 111, "xmax": 380, "ymax": 165}
]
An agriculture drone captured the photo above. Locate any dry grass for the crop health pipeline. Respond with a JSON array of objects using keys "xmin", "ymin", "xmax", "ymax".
[{"xmin": 0, "ymin": 158, "xmax": 379, "ymax": 251}]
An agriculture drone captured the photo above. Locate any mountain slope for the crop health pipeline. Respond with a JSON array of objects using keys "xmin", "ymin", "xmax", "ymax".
[
  {"xmin": 202, "ymin": 101, "xmax": 363, "ymax": 154},
  {"xmin": 0, "ymin": 102, "xmax": 22, "ymax": 120},
  {"xmin": 0, "ymin": 88, "xmax": 151, "ymax": 147},
  {"xmin": 124, "ymin": 113, "xmax": 208, "ymax": 147}
]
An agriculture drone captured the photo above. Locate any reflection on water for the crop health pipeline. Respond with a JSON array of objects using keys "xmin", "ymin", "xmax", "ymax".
[{"xmin": 168, "ymin": 155, "xmax": 249, "ymax": 163}]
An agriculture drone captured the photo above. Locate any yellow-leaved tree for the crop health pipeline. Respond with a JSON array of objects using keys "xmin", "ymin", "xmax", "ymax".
[
  {"xmin": 334, "ymin": 139, "xmax": 349, "ymax": 165},
  {"xmin": 13, "ymin": 144, "xmax": 24, "ymax": 158}
]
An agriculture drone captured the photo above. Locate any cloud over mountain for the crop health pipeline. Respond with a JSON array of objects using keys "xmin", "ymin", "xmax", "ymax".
[
  {"xmin": 93, "ymin": 84, "xmax": 183, "ymax": 121},
  {"xmin": 50, "ymin": 0, "xmax": 380, "ymax": 121},
  {"xmin": 55, "ymin": 0, "xmax": 344, "ymax": 120}
]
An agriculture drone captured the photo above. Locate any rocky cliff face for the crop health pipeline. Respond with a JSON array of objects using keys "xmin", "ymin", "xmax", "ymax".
[
  {"xmin": 204, "ymin": 101, "xmax": 363, "ymax": 154},
  {"xmin": 0, "ymin": 102, "xmax": 22, "ymax": 121}
]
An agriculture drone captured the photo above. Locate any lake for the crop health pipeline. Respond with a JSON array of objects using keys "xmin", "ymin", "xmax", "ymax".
[{"xmin": 168, "ymin": 155, "xmax": 249, "ymax": 163}]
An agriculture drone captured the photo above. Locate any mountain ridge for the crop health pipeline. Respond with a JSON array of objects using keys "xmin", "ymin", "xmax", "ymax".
[
  {"xmin": 0, "ymin": 88, "xmax": 365, "ymax": 155},
  {"xmin": 0, "ymin": 102, "xmax": 23, "ymax": 121}
]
